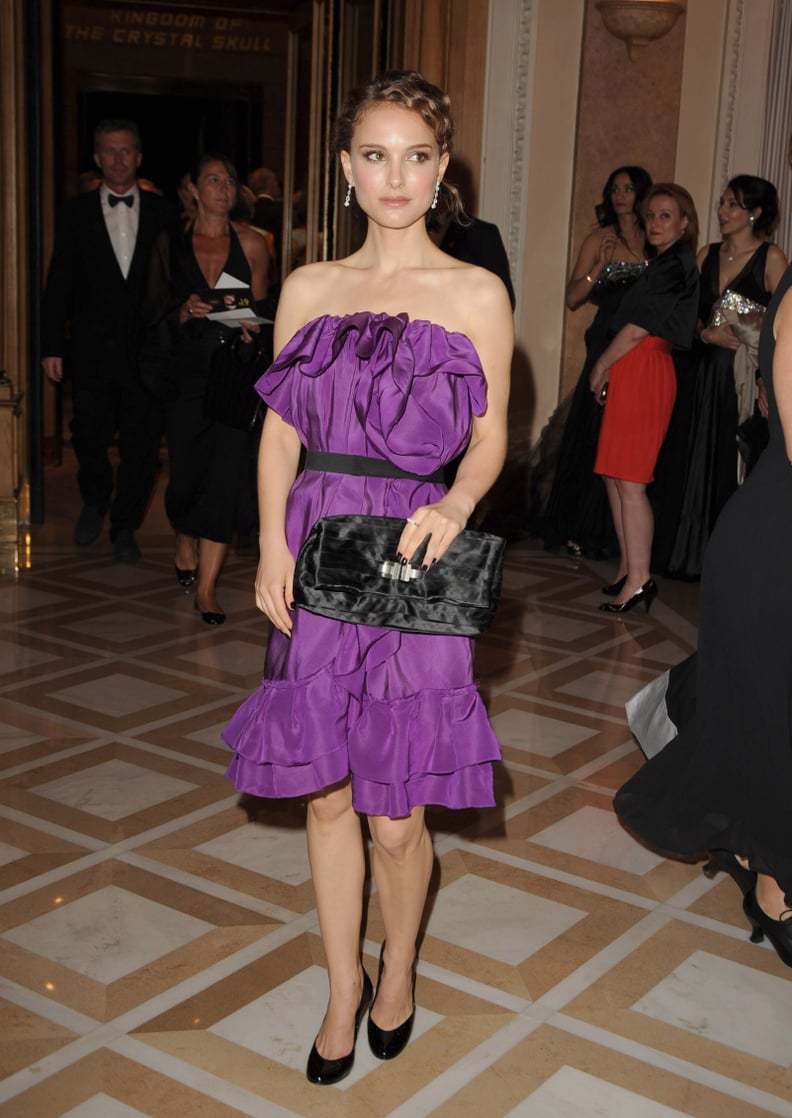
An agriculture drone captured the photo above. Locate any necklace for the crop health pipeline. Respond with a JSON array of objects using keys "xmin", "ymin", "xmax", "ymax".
[
  {"xmin": 723, "ymin": 243, "xmax": 755, "ymax": 263},
  {"xmin": 616, "ymin": 229, "xmax": 643, "ymax": 261}
]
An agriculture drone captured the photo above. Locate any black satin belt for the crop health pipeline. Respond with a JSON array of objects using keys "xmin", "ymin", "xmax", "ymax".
[{"xmin": 304, "ymin": 450, "xmax": 444, "ymax": 484}]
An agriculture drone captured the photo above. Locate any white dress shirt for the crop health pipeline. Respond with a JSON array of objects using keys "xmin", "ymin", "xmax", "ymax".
[{"xmin": 100, "ymin": 183, "xmax": 140, "ymax": 279}]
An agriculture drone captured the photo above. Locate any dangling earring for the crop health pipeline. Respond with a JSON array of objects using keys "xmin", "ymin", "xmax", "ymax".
[
  {"xmin": 344, "ymin": 181, "xmax": 352, "ymax": 208},
  {"xmin": 749, "ymin": 214, "xmax": 755, "ymax": 225},
  {"xmin": 431, "ymin": 179, "xmax": 440, "ymax": 210}
]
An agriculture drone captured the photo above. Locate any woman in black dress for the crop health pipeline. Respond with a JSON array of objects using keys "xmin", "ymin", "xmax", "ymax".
[
  {"xmin": 146, "ymin": 154, "xmax": 269, "ymax": 624},
  {"xmin": 657, "ymin": 175, "xmax": 787, "ymax": 578},
  {"xmin": 543, "ymin": 166, "xmax": 651, "ymax": 558},
  {"xmin": 616, "ymin": 262, "xmax": 792, "ymax": 966}
]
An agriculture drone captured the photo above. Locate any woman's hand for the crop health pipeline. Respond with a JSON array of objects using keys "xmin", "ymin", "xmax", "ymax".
[
  {"xmin": 255, "ymin": 541, "xmax": 296, "ymax": 636},
  {"xmin": 397, "ymin": 497, "xmax": 471, "ymax": 567},
  {"xmin": 238, "ymin": 319, "xmax": 262, "ymax": 343},
  {"xmin": 596, "ymin": 228, "xmax": 618, "ymax": 268},
  {"xmin": 589, "ymin": 361, "xmax": 609, "ymax": 405},
  {"xmin": 701, "ymin": 322, "xmax": 740, "ymax": 350},
  {"xmin": 180, "ymin": 293, "xmax": 213, "ymax": 324}
]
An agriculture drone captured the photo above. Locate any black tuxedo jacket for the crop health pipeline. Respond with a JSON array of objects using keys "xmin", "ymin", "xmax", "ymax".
[{"xmin": 41, "ymin": 188, "xmax": 175, "ymax": 381}]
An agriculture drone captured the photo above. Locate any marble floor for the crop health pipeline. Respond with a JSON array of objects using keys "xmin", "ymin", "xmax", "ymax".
[{"xmin": 1, "ymin": 457, "xmax": 791, "ymax": 1117}]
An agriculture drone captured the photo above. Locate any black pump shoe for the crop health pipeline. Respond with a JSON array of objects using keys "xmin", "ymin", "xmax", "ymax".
[
  {"xmin": 599, "ymin": 579, "xmax": 657, "ymax": 615},
  {"xmin": 175, "ymin": 564, "xmax": 197, "ymax": 588},
  {"xmin": 368, "ymin": 944, "xmax": 417, "ymax": 1061},
  {"xmin": 193, "ymin": 597, "xmax": 225, "ymax": 626},
  {"xmin": 743, "ymin": 887, "xmax": 792, "ymax": 968},
  {"xmin": 601, "ymin": 574, "xmax": 627, "ymax": 596},
  {"xmin": 306, "ymin": 970, "xmax": 373, "ymax": 1085}
]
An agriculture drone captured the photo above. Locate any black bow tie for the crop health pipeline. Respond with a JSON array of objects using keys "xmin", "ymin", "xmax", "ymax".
[{"xmin": 108, "ymin": 193, "xmax": 133, "ymax": 208}]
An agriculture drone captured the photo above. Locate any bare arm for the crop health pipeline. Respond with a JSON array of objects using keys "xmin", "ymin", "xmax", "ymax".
[
  {"xmin": 589, "ymin": 322, "xmax": 649, "ymax": 401},
  {"xmin": 254, "ymin": 410, "xmax": 303, "ymax": 635},
  {"xmin": 566, "ymin": 227, "xmax": 618, "ymax": 310},
  {"xmin": 398, "ymin": 272, "xmax": 513, "ymax": 566},
  {"xmin": 765, "ymin": 244, "xmax": 789, "ymax": 296},
  {"xmin": 253, "ymin": 271, "xmax": 312, "ymax": 635}
]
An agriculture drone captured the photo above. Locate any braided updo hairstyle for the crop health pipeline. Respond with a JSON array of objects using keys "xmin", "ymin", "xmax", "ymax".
[{"xmin": 333, "ymin": 69, "xmax": 465, "ymax": 220}]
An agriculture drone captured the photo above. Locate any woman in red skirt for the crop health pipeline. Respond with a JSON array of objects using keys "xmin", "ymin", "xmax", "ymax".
[{"xmin": 590, "ymin": 184, "xmax": 700, "ymax": 613}]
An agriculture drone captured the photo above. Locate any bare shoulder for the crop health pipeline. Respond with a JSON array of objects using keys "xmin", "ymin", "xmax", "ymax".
[
  {"xmin": 273, "ymin": 262, "xmax": 346, "ymax": 351},
  {"xmin": 447, "ymin": 263, "xmax": 513, "ymax": 365},
  {"xmin": 452, "ymin": 263, "xmax": 513, "ymax": 325},
  {"xmin": 279, "ymin": 260, "xmax": 346, "ymax": 312},
  {"xmin": 768, "ymin": 243, "xmax": 788, "ymax": 267},
  {"xmin": 235, "ymin": 223, "xmax": 269, "ymax": 259}
]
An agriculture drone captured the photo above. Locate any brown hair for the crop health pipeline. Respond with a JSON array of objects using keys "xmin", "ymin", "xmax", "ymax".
[
  {"xmin": 646, "ymin": 183, "xmax": 699, "ymax": 251},
  {"xmin": 333, "ymin": 69, "xmax": 464, "ymax": 219}
]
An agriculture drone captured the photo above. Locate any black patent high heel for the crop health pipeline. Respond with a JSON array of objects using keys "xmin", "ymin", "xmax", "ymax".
[
  {"xmin": 702, "ymin": 849, "xmax": 756, "ymax": 896},
  {"xmin": 743, "ymin": 886, "xmax": 792, "ymax": 968},
  {"xmin": 599, "ymin": 579, "xmax": 657, "ymax": 615},
  {"xmin": 368, "ymin": 943, "xmax": 417, "ymax": 1061},
  {"xmin": 175, "ymin": 564, "xmax": 197, "ymax": 588},
  {"xmin": 602, "ymin": 574, "xmax": 627, "ymax": 597},
  {"xmin": 306, "ymin": 969, "xmax": 373, "ymax": 1085}
]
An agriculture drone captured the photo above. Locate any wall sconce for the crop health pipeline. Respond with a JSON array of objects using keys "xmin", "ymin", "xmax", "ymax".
[{"xmin": 596, "ymin": 0, "xmax": 686, "ymax": 61}]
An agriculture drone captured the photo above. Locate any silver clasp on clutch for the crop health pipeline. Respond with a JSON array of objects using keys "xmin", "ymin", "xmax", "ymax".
[{"xmin": 379, "ymin": 559, "xmax": 423, "ymax": 582}]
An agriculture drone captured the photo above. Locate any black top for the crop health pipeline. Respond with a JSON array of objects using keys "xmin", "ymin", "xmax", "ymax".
[
  {"xmin": 611, "ymin": 239, "xmax": 699, "ymax": 349},
  {"xmin": 699, "ymin": 241, "xmax": 771, "ymax": 322},
  {"xmin": 439, "ymin": 217, "xmax": 515, "ymax": 310}
]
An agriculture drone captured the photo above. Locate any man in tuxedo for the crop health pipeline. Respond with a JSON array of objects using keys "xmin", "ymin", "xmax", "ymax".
[{"xmin": 41, "ymin": 119, "xmax": 174, "ymax": 561}]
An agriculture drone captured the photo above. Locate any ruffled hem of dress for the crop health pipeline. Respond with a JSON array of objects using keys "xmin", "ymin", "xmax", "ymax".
[{"xmin": 223, "ymin": 666, "xmax": 500, "ymax": 818}]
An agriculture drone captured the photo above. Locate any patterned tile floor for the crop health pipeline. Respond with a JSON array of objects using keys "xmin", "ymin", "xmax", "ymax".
[{"xmin": 1, "ymin": 457, "xmax": 791, "ymax": 1116}]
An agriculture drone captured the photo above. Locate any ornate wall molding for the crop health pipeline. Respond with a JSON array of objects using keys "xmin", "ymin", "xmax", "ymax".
[
  {"xmin": 479, "ymin": 0, "xmax": 534, "ymax": 322},
  {"xmin": 759, "ymin": 0, "xmax": 792, "ymax": 258},
  {"xmin": 708, "ymin": 0, "xmax": 775, "ymax": 244}
]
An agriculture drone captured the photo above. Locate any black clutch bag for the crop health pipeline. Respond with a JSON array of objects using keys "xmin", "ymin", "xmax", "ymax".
[
  {"xmin": 203, "ymin": 324, "xmax": 273, "ymax": 432},
  {"xmin": 293, "ymin": 514, "xmax": 505, "ymax": 636}
]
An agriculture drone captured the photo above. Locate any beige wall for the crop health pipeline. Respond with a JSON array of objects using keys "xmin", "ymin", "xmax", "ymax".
[{"xmin": 560, "ymin": 0, "xmax": 687, "ymax": 399}]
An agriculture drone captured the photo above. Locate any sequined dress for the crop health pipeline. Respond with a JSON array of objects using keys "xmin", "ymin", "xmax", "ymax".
[{"xmin": 224, "ymin": 312, "xmax": 501, "ymax": 818}]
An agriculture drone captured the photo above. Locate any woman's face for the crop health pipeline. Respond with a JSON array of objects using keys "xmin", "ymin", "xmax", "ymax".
[
  {"xmin": 610, "ymin": 172, "xmax": 636, "ymax": 217},
  {"xmin": 193, "ymin": 160, "xmax": 237, "ymax": 216},
  {"xmin": 717, "ymin": 187, "xmax": 757, "ymax": 237},
  {"xmin": 340, "ymin": 103, "xmax": 449, "ymax": 229},
  {"xmin": 645, "ymin": 194, "xmax": 688, "ymax": 253}
]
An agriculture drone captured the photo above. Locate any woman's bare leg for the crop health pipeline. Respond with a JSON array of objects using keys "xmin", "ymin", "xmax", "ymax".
[
  {"xmin": 196, "ymin": 538, "xmax": 227, "ymax": 613},
  {"xmin": 307, "ymin": 781, "xmax": 367, "ymax": 1059},
  {"xmin": 756, "ymin": 873, "xmax": 792, "ymax": 921},
  {"xmin": 174, "ymin": 532, "xmax": 197, "ymax": 569},
  {"xmin": 611, "ymin": 478, "xmax": 652, "ymax": 602},
  {"xmin": 603, "ymin": 475, "xmax": 627, "ymax": 579},
  {"xmin": 368, "ymin": 807, "xmax": 433, "ymax": 1030}
]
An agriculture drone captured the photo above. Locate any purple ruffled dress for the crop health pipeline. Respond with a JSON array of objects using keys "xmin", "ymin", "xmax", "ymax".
[{"xmin": 223, "ymin": 312, "xmax": 501, "ymax": 818}]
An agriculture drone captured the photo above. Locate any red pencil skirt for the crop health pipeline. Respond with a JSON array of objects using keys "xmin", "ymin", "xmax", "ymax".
[{"xmin": 594, "ymin": 335, "xmax": 676, "ymax": 484}]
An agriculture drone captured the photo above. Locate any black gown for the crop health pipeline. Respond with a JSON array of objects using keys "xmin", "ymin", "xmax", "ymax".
[
  {"xmin": 163, "ymin": 225, "xmax": 254, "ymax": 543},
  {"xmin": 615, "ymin": 262, "xmax": 792, "ymax": 903},
  {"xmin": 659, "ymin": 242, "xmax": 771, "ymax": 578},
  {"xmin": 542, "ymin": 259, "xmax": 646, "ymax": 556}
]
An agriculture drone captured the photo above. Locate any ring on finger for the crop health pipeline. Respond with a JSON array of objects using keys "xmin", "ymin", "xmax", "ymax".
[
  {"xmin": 406, "ymin": 517, "xmax": 419, "ymax": 526},
  {"xmin": 187, "ymin": 305, "xmax": 193, "ymax": 316}
]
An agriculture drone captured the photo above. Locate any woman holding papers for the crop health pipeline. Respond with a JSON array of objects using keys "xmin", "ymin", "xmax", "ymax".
[{"xmin": 145, "ymin": 153, "xmax": 270, "ymax": 624}]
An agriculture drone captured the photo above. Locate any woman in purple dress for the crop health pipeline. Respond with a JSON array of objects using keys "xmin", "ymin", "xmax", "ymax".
[{"xmin": 224, "ymin": 72, "xmax": 513, "ymax": 1085}]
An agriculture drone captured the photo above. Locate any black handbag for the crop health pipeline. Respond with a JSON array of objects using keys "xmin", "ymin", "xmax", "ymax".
[
  {"xmin": 293, "ymin": 514, "xmax": 505, "ymax": 635},
  {"xmin": 203, "ymin": 324, "xmax": 273, "ymax": 432}
]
